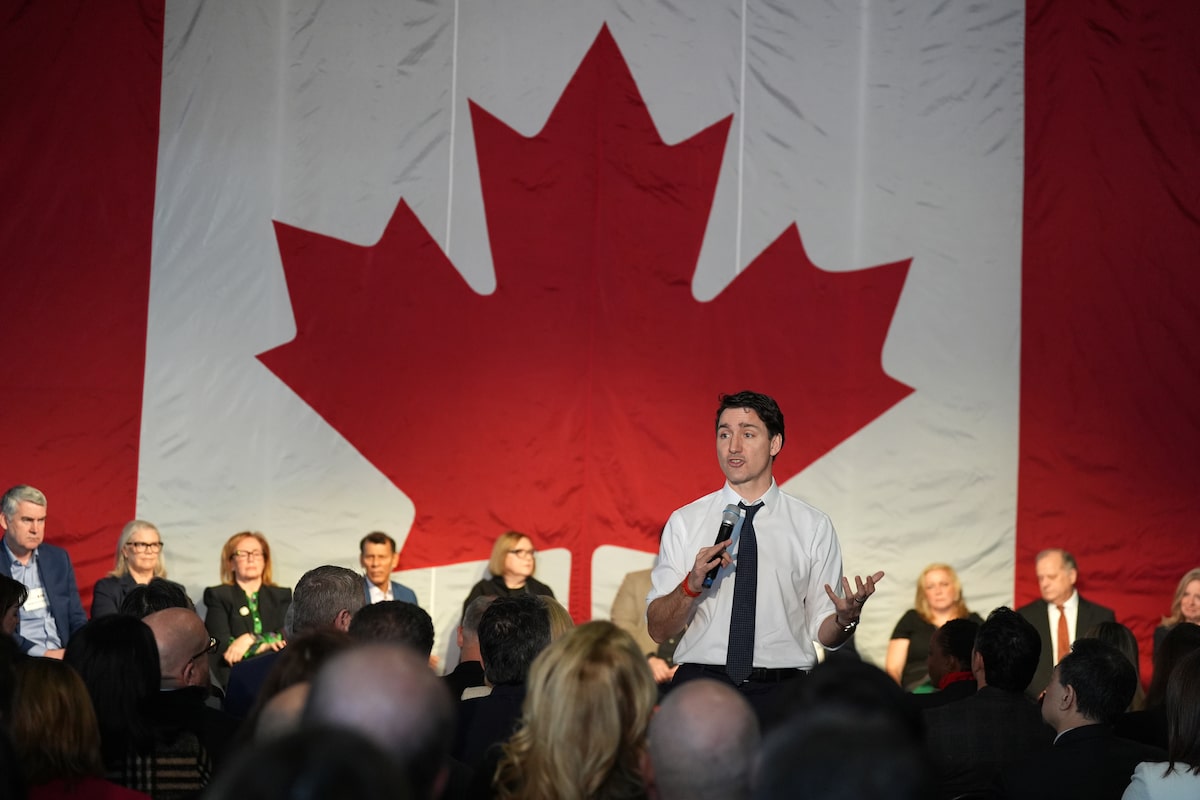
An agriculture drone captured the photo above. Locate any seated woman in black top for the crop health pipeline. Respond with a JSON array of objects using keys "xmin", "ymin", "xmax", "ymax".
[
  {"xmin": 885, "ymin": 563, "xmax": 983, "ymax": 691},
  {"xmin": 461, "ymin": 530, "xmax": 554, "ymax": 618},
  {"xmin": 203, "ymin": 531, "xmax": 291, "ymax": 687},
  {"xmin": 91, "ymin": 519, "xmax": 188, "ymax": 618}
]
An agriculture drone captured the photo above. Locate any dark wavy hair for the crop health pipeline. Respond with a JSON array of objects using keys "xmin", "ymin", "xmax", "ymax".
[
  {"xmin": 63, "ymin": 615, "xmax": 161, "ymax": 764},
  {"xmin": 716, "ymin": 391, "xmax": 785, "ymax": 447}
]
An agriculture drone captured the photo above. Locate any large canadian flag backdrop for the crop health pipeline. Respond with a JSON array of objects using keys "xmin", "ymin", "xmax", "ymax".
[{"xmin": 2, "ymin": 0, "xmax": 1197, "ymax": 676}]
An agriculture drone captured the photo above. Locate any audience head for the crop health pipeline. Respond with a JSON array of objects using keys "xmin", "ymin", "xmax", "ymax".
[
  {"xmin": 288, "ymin": 565, "xmax": 365, "ymax": 638},
  {"xmin": 111, "ymin": 519, "xmax": 167, "ymax": 579},
  {"xmin": 242, "ymin": 629, "xmax": 353, "ymax": 742},
  {"xmin": 458, "ymin": 595, "xmax": 495, "ymax": 656},
  {"xmin": 914, "ymin": 563, "xmax": 970, "ymax": 622},
  {"xmin": 359, "ymin": 531, "xmax": 400, "ymax": 591},
  {"xmin": 0, "ymin": 634, "xmax": 18, "ymax": 723},
  {"xmin": 143, "ymin": 607, "xmax": 214, "ymax": 690},
  {"xmin": 778, "ymin": 656, "xmax": 923, "ymax": 740},
  {"xmin": 349, "ymin": 600, "xmax": 435, "ymax": 656},
  {"xmin": 1164, "ymin": 649, "xmax": 1200, "ymax": 776},
  {"xmin": 11, "ymin": 657, "xmax": 105, "ymax": 787},
  {"xmin": 204, "ymin": 725, "xmax": 413, "ymax": 800},
  {"xmin": 63, "ymin": 615, "xmax": 160, "ymax": 761},
  {"xmin": 304, "ymin": 643, "xmax": 454, "ymax": 800},
  {"xmin": 1147, "ymin": 621, "xmax": 1200, "ymax": 708},
  {"xmin": 478, "ymin": 593, "xmax": 551, "ymax": 686},
  {"xmin": 1043, "ymin": 638, "xmax": 1137, "ymax": 730},
  {"xmin": 488, "ymin": 530, "xmax": 539, "ymax": 581},
  {"xmin": 219, "ymin": 531, "xmax": 276, "ymax": 586},
  {"xmin": 1082, "ymin": 621, "xmax": 1143, "ymax": 710},
  {"xmin": 1035, "ymin": 548, "xmax": 1078, "ymax": 606},
  {"xmin": 753, "ymin": 705, "xmax": 933, "ymax": 800},
  {"xmin": 972, "ymin": 606, "xmax": 1041, "ymax": 693},
  {"xmin": 1163, "ymin": 567, "xmax": 1200, "ymax": 627},
  {"xmin": 253, "ymin": 682, "xmax": 312, "ymax": 743},
  {"xmin": 495, "ymin": 621, "xmax": 657, "ymax": 800},
  {"xmin": 928, "ymin": 618, "xmax": 979, "ymax": 686},
  {"xmin": 1, "ymin": 575, "xmax": 27, "ymax": 637},
  {"xmin": 539, "ymin": 595, "xmax": 575, "ymax": 641},
  {"xmin": 647, "ymin": 679, "xmax": 759, "ymax": 800},
  {"xmin": 118, "ymin": 577, "xmax": 194, "ymax": 618}
]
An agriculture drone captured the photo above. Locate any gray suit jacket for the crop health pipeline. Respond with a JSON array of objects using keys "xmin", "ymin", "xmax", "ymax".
[{"xmin": 1016, "ymin": 594, "xmax": 1116, "ymax": 697}]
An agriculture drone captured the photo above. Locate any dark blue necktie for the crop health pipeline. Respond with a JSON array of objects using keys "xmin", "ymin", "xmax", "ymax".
[{"xmin": 726, "ymin": 501, "xmax": 760, "ymax": 683}]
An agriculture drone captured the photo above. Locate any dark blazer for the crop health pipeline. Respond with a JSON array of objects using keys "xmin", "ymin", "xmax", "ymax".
[
  {"xmin": 1016, "ymin": 594, "xmax": 1116, "ymax": 698},
  {"xmin": 202, "ymin": 583, "xmax": 291, "ymax": 685},
  {"xmin": 1000, "ymin": 724, "xmax": 1166, "ymax": 800},
  {"xmin": 362, "ymin": 577, "xmax": 418, "ymax": 606},
  {"xmin": 923, "ymin": 685, "xmax": 1054, "ymax": 799},
  {"xmin": 90, "ymin": 573, "xmax": 188, "ymax": 618},
  {"xmin": 453, "ymin": 682, "xmax": 527, "ymax": 769},
  {"xmin": 907, "ymin": 674, "xmax": 977, "ymax": 713},
  {"xmin": 461, "ymin": 574, "xmax": 554, "ymax": 618},
  {"xmin": 443, "ymin": 659, "xmax": 486, "ymax": 701},
  {"xmin": 1, "ymin": 542, "xmax": 87, "ymax": 653}
]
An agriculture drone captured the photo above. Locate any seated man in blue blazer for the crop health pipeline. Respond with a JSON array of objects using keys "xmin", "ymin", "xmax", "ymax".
[
  {"xmin": 360, "ymin": 531, "xmax": 418, "ymax": 606},
  {"xmin": 1, "ymin": 484, "xmax": 87, "ymax": 657}
]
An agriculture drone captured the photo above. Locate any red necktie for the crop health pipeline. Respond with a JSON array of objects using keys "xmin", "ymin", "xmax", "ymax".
[{"xmin": 1056, "ymin": 604, "xmax": 1069, "ymax": 663}]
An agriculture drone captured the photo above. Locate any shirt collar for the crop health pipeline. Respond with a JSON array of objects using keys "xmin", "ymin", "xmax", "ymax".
[
  {"xmin": 720, "ymin": 479, "xmax": 779, "ymax": 510},
  {"xmin": 3, "ymin": 539, "xmax": 35, "ymax": 568}
]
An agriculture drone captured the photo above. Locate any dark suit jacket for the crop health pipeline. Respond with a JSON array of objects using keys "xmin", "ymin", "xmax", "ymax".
[
  {"xmin": 1016, "ymin": 594, "xmax": 1116, "ymax": 698},
  {"xmin": 91, "ymin": 573, "xmax": 189, "ymax": 618},
  {"xmin": 907, "ymin": 674, "xmax": 977, "ymax": 713},
  {"xmin": 1000, "ymin": 724, "xmax": 1166, "ymax": 800},
  {"xmin": 453, "ymin": 683, "xmax": 526, "ymax": 769},
  {"xmin": 362, "ymin": 577, "xmax": 418, "ymax": 606},
  {"xmin": 923, "ymin": 685, "xmax": 1054, "ymax": 799},
  {"xmin": 1, "ymin": 542, "xmax": 87, "ymax": 653},
  {"xmin": 202, "ymin": 583, "xmax": 291, "ymax": 686},
  {"xmin": 444, "ymin": 659, "xmax": 486, "ymax": 701}
]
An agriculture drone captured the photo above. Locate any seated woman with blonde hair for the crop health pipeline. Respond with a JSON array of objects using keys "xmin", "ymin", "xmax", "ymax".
[
  {"xmin": 462, "ymin": 531, "xmax": 555, "ymax": 617},
  {"xmin": 885, "ymin": 563, "xmax": 983, "ymax": 690},
  {"xmin": 91, "ymin": 520, "xmax": 188, "ymax": 618},
  {"xmin": 492, "ymin": 620, "xmax": 657, "ymax": 800},
  {"xmin": 1154, "ymin": 568, "xmax": 1200, "ymax": 656}
]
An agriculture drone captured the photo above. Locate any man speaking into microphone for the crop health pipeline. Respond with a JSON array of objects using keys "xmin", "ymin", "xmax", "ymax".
[{"xmin": 647, "ymin": 391, "xmax": 884, "ymax": 719}]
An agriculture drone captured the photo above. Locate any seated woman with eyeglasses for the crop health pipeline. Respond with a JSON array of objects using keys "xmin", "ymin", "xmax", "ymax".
[
  {"xmin": 462, "ymin": 531, "xmax": 556, "ymax": 618},
  {"xmin": 91, "ymin": 520, "xmax": 190, "ymax": 618},
  {"xmin": 203, "ymin": 532, "xmax": 292, "ymax": 688}
]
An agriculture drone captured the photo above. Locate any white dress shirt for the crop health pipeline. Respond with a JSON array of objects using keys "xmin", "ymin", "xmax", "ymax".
[{"xmin": 648, "ymin": 480, "xmax": 843, "ymax": 670}]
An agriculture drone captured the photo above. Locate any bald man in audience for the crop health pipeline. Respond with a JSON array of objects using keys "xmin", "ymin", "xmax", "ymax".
[
  {"xmin": 303, "ymin": 644, "xmax": 457, "ymax": 800},
  {"xmin": 143, "ymin": 607, "xmax": 239, "ymax": 768},
  {"xmin": 645, "ymin": 678, "xmax": 760, "ymax": 800}
]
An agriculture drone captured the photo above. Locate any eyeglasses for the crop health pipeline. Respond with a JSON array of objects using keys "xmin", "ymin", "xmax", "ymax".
[
  {"xmin": 232, "ymin": 550, "xmax": 264, "ymax": 561},
  {"xmin": 508, "ymin": 548, "xmax": 536, "ymax": 558},
  {"xmin": 127, "ymin": 541, "xmax": 163, "ymax": 553},
  {"xmin": 190, "ymin": 637, "xmax": 218, "ymax": 662}
]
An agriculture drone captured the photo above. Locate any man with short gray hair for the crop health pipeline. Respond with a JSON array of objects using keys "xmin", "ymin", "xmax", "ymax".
[
  {"xmin": 0, "ymin": 484, "xmax": 86, "ymax": 656},
  {"xmin": 224, "ymin": 565, "xmax": 365, "ymax": 717}
]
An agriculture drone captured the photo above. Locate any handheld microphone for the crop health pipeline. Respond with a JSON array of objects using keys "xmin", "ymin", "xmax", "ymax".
[{"xmin": 702, "ymin": 504, "xmax": 743, "ymax": 588}]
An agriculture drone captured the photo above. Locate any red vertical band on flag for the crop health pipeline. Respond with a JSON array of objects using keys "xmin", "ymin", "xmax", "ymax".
[
  {"xmin": 1020, "ymin": 2, "xmax": 1200, "ymax": 683},
  {"xmin": 0, "ymin": 1, "xmax": 165, "ymax": 607}
]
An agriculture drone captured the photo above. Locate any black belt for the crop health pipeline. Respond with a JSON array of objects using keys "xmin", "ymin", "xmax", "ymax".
[{"xmin": 690, "ymin": 664, "xmax": 806, "ymax": 684}]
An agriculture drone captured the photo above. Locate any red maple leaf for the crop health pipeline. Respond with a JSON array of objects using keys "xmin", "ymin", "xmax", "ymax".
[{"xmin": 258, "ymin": 26, "xmax": 912, "ymax": 617}]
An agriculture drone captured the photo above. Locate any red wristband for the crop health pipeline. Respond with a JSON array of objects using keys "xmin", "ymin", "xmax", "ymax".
[{"xmin": 680, "ymin": 577, "xmax": 701, "ymax": 598}]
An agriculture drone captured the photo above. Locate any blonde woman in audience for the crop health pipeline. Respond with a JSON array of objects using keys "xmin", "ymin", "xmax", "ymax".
[
  {"xmin": 10, "ymin": 657, "xmax": 149, "ymax": 799},
  {"xmin": 1154, "ymin": 568, "xmax": 1200, "ymax": 655},
  {"xmin": 539, "ymin": 596, "xmax": 575, "ymax": 641},
  {"xmin": 91, "ymin": 520, "xmax": 187, "ymax": 618},
  {"xmin": 494, "ymin": 620, "xmax": 656, "ymax": 800},
  {"xmin": 885, "ymin": 563, "xmax": 982, "ymax": 690}
]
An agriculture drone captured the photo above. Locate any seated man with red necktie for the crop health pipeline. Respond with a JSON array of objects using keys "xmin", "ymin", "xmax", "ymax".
[{"xmin": 646, "ymin": 391, "xmax": 884, "ymax": 723}]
